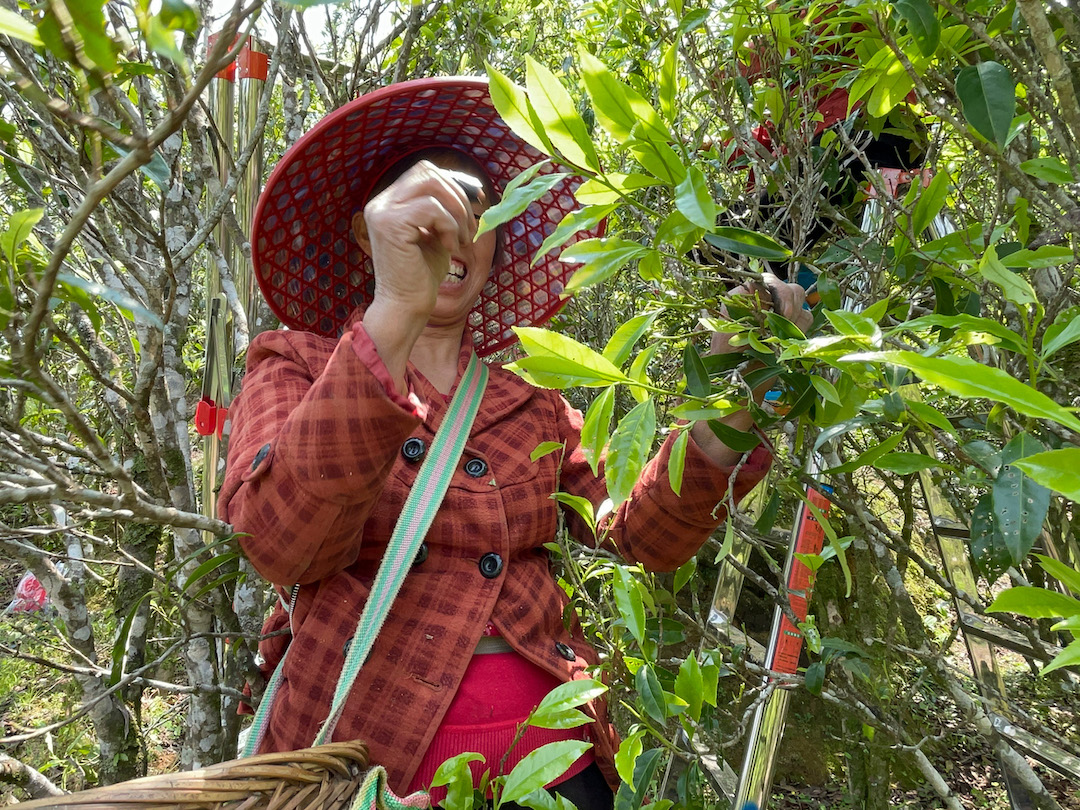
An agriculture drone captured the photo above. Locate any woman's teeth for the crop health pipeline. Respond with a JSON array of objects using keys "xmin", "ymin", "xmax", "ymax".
[{"xmin": 447, "ymin": 259, "xmax": 466, "ymax": 284}]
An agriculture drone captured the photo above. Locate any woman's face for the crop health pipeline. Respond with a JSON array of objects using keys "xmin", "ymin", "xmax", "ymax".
[{"xmin": 424, "ymin": 155, "xmax": 498, "ymax": 329}]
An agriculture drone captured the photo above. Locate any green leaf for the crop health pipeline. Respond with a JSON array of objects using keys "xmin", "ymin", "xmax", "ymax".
[
  {"xmin": 534, "ymin": 679, "xmax": 608, "ymax": 717},
  {"xmin": 702, "ymin": 227, "xmax": 791, "ymax": 261},
  {"xmin": 143, "ymin": 14, "xmax": 187, "ymax": 67},
  {"xmin": 187, "ymin": 570, "xmax": 243, "ymax": 602},
  {"xmin": 1001, "ymin": 245, "xmax": 1074, "ymax": 269},
  {"xmin": 674, "ymin": 655, "xmax": 703, "ymax": 722},
  {"xmin": 987, "ymin": 586, "xmax": 1080, "ymax": 618},
  {"xmin": 614, "ymin": 566, "xmax": 647, "ymax": 646},
  {"xmin": 1040, "ymin": 638, "xmax": 1080, "ymax": 676},
  {"xmin": 604, "ymin": 313, "xmax": 658, "ymax": 367},
  {"xmin": 606, "ymin": 399, "xmax": 656, "ymax": 506},
  {"xmin": 525, "ymin": 57, "xmax": 601, "ymax": 172},
  {"xmin": 904, "ymin": 399, "xmax": 957, "ymax": 436},
  {"xmin": 638, "ymin": 250, "xmax": 662, "ymax": 282},
  {"xmin": 659, "ymin": 42, "xmax": 678, "ymax": 122},
  {"xmin": 511, "ymin": 327, "xmax": 629, "ymax": 388},
  {"xmin": 109, "ymin": 592, "xmax": 151, "ymax": 686},
  {"xmin": 531, "ymin": 441, "xmax": 564, "ymax": 462},
  {"xmin": 809, "ymin": 376, "xmax": 842, "ymax": 406},
  {"xmin": 893, "ymin": 314, "xmax": 1025, "ymax": 353},
  {"xmin": 980, "ymin": 246, "xmax": 1036, "ymax": 308},
  {"xmin": 635, "ymin": 665, "xmax": 666, "ymax": 724},
  {"xmin": 1034, "ymin": 554, "xmax": 1080, "ymax": 597},
  {"xmin": 3, "ymin": 208, "xmax": 44, "ymax": 266},
  {"xmin": 532, "ymin": 205, "xmax": 615, "ymax": 267},
  {"xmin": 679, "ymin": 7, "xmax": 709, "ymax": 33},
  {"xmin": 110, "ymin": 142, "xmax": 171, "ymax": 190},
  {"xmin": 956, "ymin": 61, "xmax": 1015, "ymax": 148},
  {"xmin": 181, "ymin": 548, "xmax": 240, "ymax": 593},
  {"xmin": 825, "ymin": 428, "xmax": 908, "ymax": 474},
  {"xmin": 477, "ymin": 172, "xmax": 568, "ymax": 237},
  {"xmin": 1020, "ymin": 157, "xmax": 1072, "ymax": 185},
  {"xmin": 754, "ymin": 491, "xmax": 781, "ymax": 534},
  {"xmin": 827, "ymin": 309, "xmax": 881, "ymax": 339},
  {"xmin": 911, "ymin": 170, "xmax": 949, "ymax": 235},
  {"xmin": 531, "ymin": 679, "xmax": 608, "ymax": 729},
  {"xmin": 501, "ymin": 741, "xmax": 592, "ymax": 805},
  {"xmin": 628, "ymin": 344, "xmax": 658, "ymax": 404},
  {"xmin": 668, "ymin": 429, "xmax": 689, "ymax": 497},
  {"xmin": 1042, "ymin": 307, "xmax": 1080, "ymax": 359},
  {"xmin": 682, "ymin": 344, "xmax": 710, "ymax": 398},
  {"xmin": 159, "ymin": 0, "xmax": 199, "ymax": 31},
  {"xmin": 629, "ymin": 139, "xmax": 687, "ymax": 184},
  {"xmin": 874, "ymin": 452, "xmax": 945, "ymax": 474},
  {"xmin": 804, "ymin": 661, "xmax": 826, "ymax": 695},
  {"xmin": 707, "ymin": 419, "xmax": 760, "ymax": 453},
  {"xmin": 432, "ymin": 752, "xmax": 484, "ymax": 810},
  {"xmin": 614, "ymin": 748, "xmax": 664, "ymax": 810},
  {"xmin": 68, "ymin": 0, "xmax": 118, "ymax": 74},
  {"xmin": 561, "ymin": 237, "xmax": 649, "ymax": 292},
  {"xmin": 56, "ymin": 272, "xmax": 164, "ymax": 329},
  {"xmin": 486, "ymin": 63, "xmax": 555, "ymax": 157},
  {"xmin": 551, "ymin": 492, "xmax": 596, "ymax": 535},
  {"xmin": 614, "ymin": 731, "xmax": 645, "ymax": 787},
  {"xmin": 672, "ymin": 554, "xmax": 696, "ymax": 595},
  {"xmin": 971, "ymin": 492, "xmax": 1009, "ymax": 580},
  {"xmin": 674, "ymin": 166, "xmax": 717, "ymax": 230},
  {"xmin": 867, "ymin": 50, "xmax": 914, "ymax": 118},
  {"xmin": 578, "ymin": 48, "xmax": 671, "ymax": 145},
  {"xmin": 804, "ymin": 499, "xmax": 852, "ymax": 598},
  {"xmin": 842, "ymin": 351, "xmax": 1080, "ymax": 434},
  {"xmin": 54, "ymin": 278, "xmax": 102, "ymax": 331},
  {"xmin": 0, "ymin": 8, "xmax": 43, "ymax": 45},
  {"xmin": 714, "ymin": 520, "xmax": 734, "ymax": 564},
  {"xmin": 581, "ymin": 385, "xmax": 615, "ymax": 477},
  {"xmin": 1012, "ymin": 449, "xmax": 1080, "ymax": 504},
  {"xmin": 892, "ymin": 0, "xmax": 940, "ymax": 56}
]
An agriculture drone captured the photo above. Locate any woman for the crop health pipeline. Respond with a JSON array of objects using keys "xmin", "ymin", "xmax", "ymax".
[{"xmin": 219, "ymin": 77, "xmax": 810, "ymax": 808}]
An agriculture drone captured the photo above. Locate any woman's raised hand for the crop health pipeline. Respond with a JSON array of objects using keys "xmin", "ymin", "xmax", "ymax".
[{"xmin": 353, "ymin": 160, "xmax": 479, "ymax": 322}]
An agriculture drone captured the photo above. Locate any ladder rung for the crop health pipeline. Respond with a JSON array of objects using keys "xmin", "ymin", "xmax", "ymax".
[
  {"xmin": 960, "ymin": 614, "xmax": 1062, "ymax": 662},
  {"xmin": 993, "ymin": 715, "xmax": 1080, "ymax": 781}
]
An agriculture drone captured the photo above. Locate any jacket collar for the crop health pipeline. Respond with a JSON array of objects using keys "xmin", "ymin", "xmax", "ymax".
[{"xmin": 406, "ymin": 334, "xmax": 536, "ymax": 435}]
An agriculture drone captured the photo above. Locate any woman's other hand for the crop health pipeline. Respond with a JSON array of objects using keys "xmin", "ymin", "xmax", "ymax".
[
  {"xmin": 689, "ymin": 271, "xmax": 812, "ymax": 467},
  {"xmin": 708, "ymin": 271, "xmax": 812, "ymax": 360}
]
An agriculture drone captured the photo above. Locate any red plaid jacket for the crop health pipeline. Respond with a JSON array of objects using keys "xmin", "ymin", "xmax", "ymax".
[{"xmin": 218, "ymin": 326, "xmax": 769, "ymax": 792}]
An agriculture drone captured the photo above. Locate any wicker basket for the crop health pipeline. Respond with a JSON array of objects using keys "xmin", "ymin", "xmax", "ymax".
[{"xmin": 11, "ymin": 741, "xmax": 427, "ymax": 810}]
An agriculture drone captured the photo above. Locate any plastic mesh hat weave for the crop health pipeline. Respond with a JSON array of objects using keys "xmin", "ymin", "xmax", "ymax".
[{"xmin": 252, "ymin": 77, "xmax": 602, "ymax": 356}]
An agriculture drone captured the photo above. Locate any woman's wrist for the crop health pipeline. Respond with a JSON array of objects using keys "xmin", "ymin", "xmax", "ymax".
[{"xmin": 362, "ymin": 297, "xmax": 426, "ymax": 395}]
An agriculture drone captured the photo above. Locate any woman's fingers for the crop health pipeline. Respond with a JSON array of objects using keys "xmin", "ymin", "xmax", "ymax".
[{"xmin": 761, "ymin": 273, "xmax": 813, "ymax": 331}]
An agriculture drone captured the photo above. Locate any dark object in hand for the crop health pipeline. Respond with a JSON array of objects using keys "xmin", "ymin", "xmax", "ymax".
[{"xmin": 446, "ymin": 170, "xmax": 484, "ymax": 203}]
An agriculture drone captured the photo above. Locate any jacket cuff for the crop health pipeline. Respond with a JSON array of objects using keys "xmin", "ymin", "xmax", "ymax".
[
  {"xmin": 349, "ymin": 322, "xmax": 427, "ymax": 419},
  {"xmin": 641, "ymin": 432, "xmax": 771, "ymax": 527}
]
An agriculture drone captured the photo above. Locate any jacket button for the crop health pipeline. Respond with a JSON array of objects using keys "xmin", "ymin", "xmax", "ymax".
[
  {"xmin": 402, "ymin": 437, "xmax": 425, "ymax": 462},
  {"xmin": 478, "ymin": 552, "xmax": 503, "ymax": 579},
  {"xmin": 464, "ymin": 458, "xmax": 488, "ymax": 478},
  {"xmin": 252, "ymin": 443, "xmax": 271, "ymax": 471},
  {"xmin": 413, "ymin": 542, "xmax": 428, "ymax": 566},
  {"xmin": 555, "ymin": 642, "xmax": 576, "ymax": 661}
]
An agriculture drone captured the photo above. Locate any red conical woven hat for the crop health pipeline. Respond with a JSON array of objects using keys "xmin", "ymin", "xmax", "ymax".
[{"xmin": 252, "ymin": 77, "xmax": 601, "ymax": 356}]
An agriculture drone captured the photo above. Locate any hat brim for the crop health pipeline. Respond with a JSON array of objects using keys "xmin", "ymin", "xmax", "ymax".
[{"xmin": 252, "ymin": 77, "xmax": 603, "ymax": 357}]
